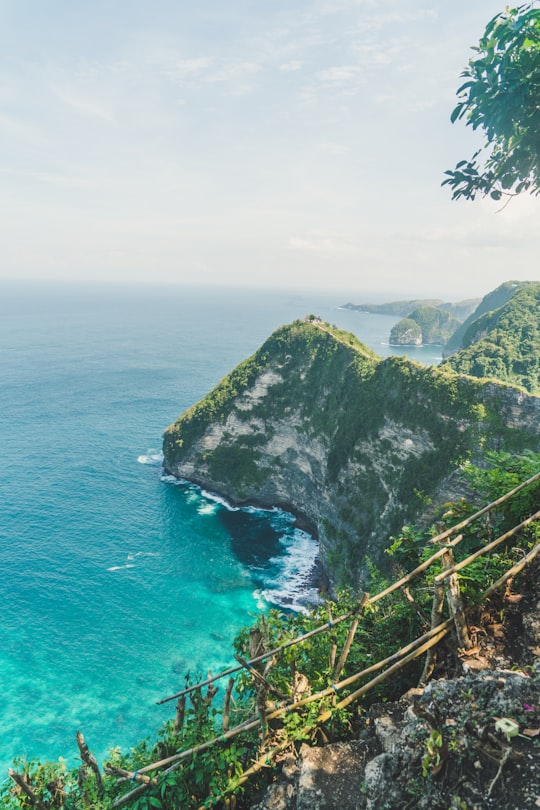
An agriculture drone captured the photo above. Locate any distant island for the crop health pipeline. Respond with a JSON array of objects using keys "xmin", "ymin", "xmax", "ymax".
[
  {"xmin": 343, "ymin": 282, "xmax": 540, "ymax": 367},
  {"xmin": 342, "ymin": 297, "xmax": 480, "ymax": 322},
  {"xmin": 342, "ymin": 297, "xmax": 480, "ymax": 346}
]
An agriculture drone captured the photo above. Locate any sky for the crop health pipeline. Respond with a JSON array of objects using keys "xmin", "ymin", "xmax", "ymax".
[{"xmin": 0, "ymin": 0, "xmax": 538, "ymax": 300}]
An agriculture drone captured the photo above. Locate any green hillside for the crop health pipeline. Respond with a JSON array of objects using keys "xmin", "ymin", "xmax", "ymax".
[
  {"xmin": 443, "ymin": 280, "xmax": 532, "ymax": 356},
  {"xmin": 441, "ymin": 283, "xmax": 540, "ymax": 394},
  {"xmin": 390, "ymin": 305, "xmax": 461, "ymax": 346},
  {"xmin": 164, "ymin": 317, "xmax": 540, "ymax": 588}
]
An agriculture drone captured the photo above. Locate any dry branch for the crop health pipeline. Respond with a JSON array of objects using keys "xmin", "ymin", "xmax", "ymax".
[
  {"xmin": 76, "ymin": 732, "xmax": 103, "ymax": 796},
  {"xmin": 8, "ymin": 770, "xmax": 48, "ymax": 810}
]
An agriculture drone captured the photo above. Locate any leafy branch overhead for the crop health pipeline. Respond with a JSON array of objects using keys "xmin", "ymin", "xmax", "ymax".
[{"xmin": 443, "ymin": 2, "xmax": 540, "ymax": 200}]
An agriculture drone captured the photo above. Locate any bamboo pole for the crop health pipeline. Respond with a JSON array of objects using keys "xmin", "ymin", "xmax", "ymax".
[
  {"xmin": 326, "ymin": 626, "xmax": 450, "ymax": 716},
  {"xmin": 114, "ymin": 483, "xmax": 540, "ymax": 807},
  {"xmin": 332, "ymin": 593, "xmax": 369, "ymax": 680},
  {"xmin": 368, "ymin": 535, "xmax": 463, "ymax": 605},
  {"xmin": 426, "ymin": 468, "xmax": 540, "ymax": 545},
  {"xmin": 481, "ymin": 541, "xmax": 540, "ymax": 600},
  {"xmin": 114, "ymin": 533, "xmax": 538, "ymax": 806},
  {"xmin": 327, "ymin": 605, "xmax": 337, "ymax": 672},
  {"xmin": 234, "ymin": 654, "xmax": 288, "ymax": 701},
  {"xmin": 116, "ymin": 616, "xmax": 454, "ymax": 797},
  {"xmin": 104, "ymin": 765, "xmax": 157, "ymax": 786},
  {"xmin": 200, "ymin": 625, "xmax": 451, "ymax": 809},
  {"xmin": 434, "ymin": 510, "xmax": 540, "ymax": 583},
  {"xmin": 157, "ymin": 607, "xmax": 359, "ymax": 705}
]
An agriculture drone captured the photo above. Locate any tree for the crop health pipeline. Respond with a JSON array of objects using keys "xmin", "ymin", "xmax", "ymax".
[{"xmin": 443, "ymin": 2, "xmax": 540, "ymax": 200}]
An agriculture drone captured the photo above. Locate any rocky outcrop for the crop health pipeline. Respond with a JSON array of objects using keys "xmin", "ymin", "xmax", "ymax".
[
  {"xmin": 163, "ymin": 320, "xmax": 540, "ymax": 589},
  {"xmin": 251, "ymin": 667, "xmax": 540, "ymax": 810}
]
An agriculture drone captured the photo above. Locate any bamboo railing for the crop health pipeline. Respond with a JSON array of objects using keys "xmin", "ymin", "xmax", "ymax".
[{"xmin": 9, "ymin": 469, "xmax": 540, "ymax": 809}]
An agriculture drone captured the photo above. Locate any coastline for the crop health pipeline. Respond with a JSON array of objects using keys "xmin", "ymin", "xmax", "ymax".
[{"xmin": 161, "ymin": 471, "xmax": 325, "ymax": 607}]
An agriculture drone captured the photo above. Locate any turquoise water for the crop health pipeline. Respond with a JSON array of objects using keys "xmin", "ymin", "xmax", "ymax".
[{"xmin": 0, "ymin": 283, "xmax": 441, "ymax": 775}]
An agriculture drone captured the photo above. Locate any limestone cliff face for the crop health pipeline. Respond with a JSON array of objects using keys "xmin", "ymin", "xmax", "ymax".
[{"xmin": 163, "ymin": 320, "xmax": 540, "ymax": 588}]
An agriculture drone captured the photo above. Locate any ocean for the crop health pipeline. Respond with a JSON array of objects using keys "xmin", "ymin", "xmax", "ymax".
[{"xmin": 0, "ymin": 282, "xmax": 441, "ymax": 776}]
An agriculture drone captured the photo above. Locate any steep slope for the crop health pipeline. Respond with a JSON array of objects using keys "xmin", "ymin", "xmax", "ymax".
[
  {"xmin": 443, "ymin": 280, "xmax": 532, "ymax": 357},
  {"xmin": 163, "ymin": 319, "xmax": 540, "ymax": 589},
  {"xmin": 441, "ymin": 284, "xmax": 540, "ymax": 394}
]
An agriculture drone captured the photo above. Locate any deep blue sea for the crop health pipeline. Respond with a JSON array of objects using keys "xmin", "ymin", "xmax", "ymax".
[{"xmin": 0, "ymin": 282, "xmax": 441, "ymax": 777}]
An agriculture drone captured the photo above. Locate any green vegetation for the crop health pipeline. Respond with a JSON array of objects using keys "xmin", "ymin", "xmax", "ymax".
[
  {"xmin": 164, "ymin": 311, "xmax": 540, "ymax": 585},
  {"xmin": 443, "ymin": 280, "xmax": 531, "ymax": 356},
  {"xmin": 163, "ymin": 319, "xmax": 378, "ymax": 469},
  {"xmin": 342, "ymin": 298, "xmax": 479, "ymax": 321},
  {"xmin": 343, "ymin": 299, "xmax": 446, "ymax": 317},
  {"xmin": 441, "ymin": 283, "xmax": 540, "ymax": 393},
  {"xmin": 390, "ymin": 306, "xmax": 461, "ymax": 346},
  {"xmin": 443, "ymin": 3, "xmax": 540, "ymax": 200},
  {"xmin": 2, "ymin": 453, "xmax": 539, "ymax": 810},
  {"xmin": 389, "ymin": 317, "xmax": 422, "ymax": 345}
]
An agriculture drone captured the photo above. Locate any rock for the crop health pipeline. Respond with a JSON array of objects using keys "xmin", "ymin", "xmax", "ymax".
[{"xmin": 251, "ymin": 669, "xmax": 540, "ymax": 810}]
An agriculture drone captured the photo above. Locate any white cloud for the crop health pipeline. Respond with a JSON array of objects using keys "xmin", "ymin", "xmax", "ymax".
[
  {"xmin": 317, "ymin": 142, "xmax": 350, "ymax": 155},
  {"xmin": 279, "ymin": 60, "xmax": 304, "ymax": 72},
  {"xmin": 51, "ymin": 84, "xmax": 116, "ymax": 123},
  {"xmin": 289, "ymin": 232, "xmax": 360, "ymax": 255}
]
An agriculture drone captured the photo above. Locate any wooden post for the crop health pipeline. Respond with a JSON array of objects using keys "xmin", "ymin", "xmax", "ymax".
[
  {"xmin": 223, "ymin": 678, "xmax": 234, "ymax": 732},
  {"xmin": 174, "ymin": 695, "xmax": 186, "ymax": 733},
  {"xmin": 418, "ymin": 579, "xmax": 445, "ymax": 686},
  {"xmin": 249, "ymin": 628, "xmax": 268, "ymax": 744},
  {"xmin": 76, "ymin": 731, "xmax": 103, "ymax": 796},
  {"xmin": 327, "ymin": 605, "xmax": 337, "ymax": 672},
  {"xmin": 443, "ymin": 549, "xmax": 472, "ymax": 650}
]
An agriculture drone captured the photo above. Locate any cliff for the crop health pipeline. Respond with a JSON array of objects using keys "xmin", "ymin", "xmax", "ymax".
[
  {"xmin": 163, "ymin": 318, "xmax": 540, "ymax": 589},
  {"xmin": 443, "ymin": 280, "xmax": 535, "ymax": 357},
  {"xmin": 441, "ymin": 283, "xmax": 540, "ymax": 394}
]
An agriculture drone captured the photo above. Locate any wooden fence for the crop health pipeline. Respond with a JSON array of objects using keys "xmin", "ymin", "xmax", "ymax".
[{"xmin": 9, "ymin": 469, "xmax": 540, "ymax": 809}]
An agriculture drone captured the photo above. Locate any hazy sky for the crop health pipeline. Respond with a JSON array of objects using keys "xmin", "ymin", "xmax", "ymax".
[{"xmin": 1, "ymin": 0, "xmax": 538, "ymax": 299}]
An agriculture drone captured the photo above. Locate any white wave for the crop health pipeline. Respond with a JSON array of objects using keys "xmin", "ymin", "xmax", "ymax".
[
  {"xmin": 200, "ymin": 488, "xmax": 239, "ymax": 511},
  {"xmin": 261, "ymin": 529, "xmax": 322, "ymax": 613},
  {"xmin": 197, "ymin": 502, "xmax": 218, "ymax": 516},
  {"xmin": 107, "ymin": 564, "xmax": 136, "ymax": 572},
  {"xmin": 137, "ymin": 452, "xmax": 163, "ymax": 466}
]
